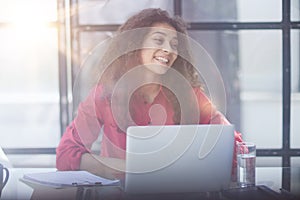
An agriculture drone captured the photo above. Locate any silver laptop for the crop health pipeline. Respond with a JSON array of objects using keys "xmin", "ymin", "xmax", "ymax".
[{"xmin": 125, "ymin": 124, "xmax": 235, "ymax": 194}]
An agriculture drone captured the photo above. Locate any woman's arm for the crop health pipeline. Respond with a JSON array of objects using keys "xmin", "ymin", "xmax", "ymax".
[
  {"xmin": 56, "ymin": 86, "xmax": 105, "ymax": 171},
  {"xmin": 194, "ymin": 87, "xmax": 243, "ymax": 169},
  {"xmin": 194, "ymin": 87, "xmax": 233, "ymax": 125},
  {"xmin": 56, "ymin": 84, "xmax": 126, "ymax": 180},
  {"xmin": 56, "ymin": 122, "xmax": 125, "ymax": 179}
]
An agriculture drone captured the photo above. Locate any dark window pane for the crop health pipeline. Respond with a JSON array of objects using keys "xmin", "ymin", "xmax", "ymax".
[
  {"xmin": 291, "ymin": 0, "xmax": 300, "ymax": 21},
  {"xmin": 183, "ymin": 0, "xmax": 281, "ymax": 22},
  {"xmin": 291, "ymin": 30, "xmax": 300, "ymax": 148},
  {"xmin": 71, "ymin": 31, "xmax": 115, "ymax": 111},
  {"xmin": 238, "ymin": 30, "xmax": 282, "ymax": 149},
  {"xmin": 189, "ymin": 30, "xmax": 282, "ymax": 149},
  {"xmin": 79, "ymin": 31, "xmax": 114, "ymax": 61},
  {"xmin": 78, "ymin": 0, "xmax": 173, "ymax": 25},
  {"xmin": 291, "ymin": 158, "xmax": 300, "ymax": 195}
]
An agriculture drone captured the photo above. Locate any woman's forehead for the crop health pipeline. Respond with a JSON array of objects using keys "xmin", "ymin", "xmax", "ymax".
[{"xmin": 148, "ymin": 22, "xmax": 178, "ymax": 37}]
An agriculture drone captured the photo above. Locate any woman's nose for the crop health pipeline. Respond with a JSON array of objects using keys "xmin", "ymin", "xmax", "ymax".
[{"xmin": 161, "ymin": 43, "xmax": 172, "ymax": 54}]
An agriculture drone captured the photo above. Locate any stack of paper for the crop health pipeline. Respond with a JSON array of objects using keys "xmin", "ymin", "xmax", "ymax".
[{"xmin": 21, "ymin": 171, "xmax": 120, "ymax": 188}]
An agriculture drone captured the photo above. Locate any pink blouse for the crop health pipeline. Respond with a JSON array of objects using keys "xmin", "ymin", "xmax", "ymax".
[{"xmin": 56, "ymin": 85, "xmax": 243, "ymax": 170}]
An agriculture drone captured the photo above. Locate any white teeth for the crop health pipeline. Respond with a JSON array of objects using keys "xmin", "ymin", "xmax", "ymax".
[{"xmin": 156, "ymin": 56, "xmax": 168, "ymax": 63}]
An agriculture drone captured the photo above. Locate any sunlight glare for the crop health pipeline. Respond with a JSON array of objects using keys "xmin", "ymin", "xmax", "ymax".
[{"xmin": 3, "ymin": 1, "xmax": 57, "ymax": 42}]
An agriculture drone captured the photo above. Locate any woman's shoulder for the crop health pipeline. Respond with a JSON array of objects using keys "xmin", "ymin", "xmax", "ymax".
[
  {"xmin": 192, "ymin": 86, "xmax": 206, "ymax": 95},
  {"xmin": 81, "ymin": 84, "xmax": 110, "ymax": 107},
  {"xmin": 93, "ymin": 84, "xmax": 109, "ymax": 99},
  {"xmin": 192, "ymin": 86, "xmax": 212, "ymax": 104}
]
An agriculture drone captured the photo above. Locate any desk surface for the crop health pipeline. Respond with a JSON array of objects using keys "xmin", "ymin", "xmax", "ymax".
[{"xmin": 1, "ymin": 167, "xmax": 300, "ymax": 200}]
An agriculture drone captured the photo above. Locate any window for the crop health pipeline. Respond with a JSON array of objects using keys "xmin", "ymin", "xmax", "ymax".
[
  {"xmin": 180, "ymin": 0, "xmax": 299, "ymax": 191},
  {"xmin": 0, "ymin": 0, "xmax": 60, "ymax": 166}
]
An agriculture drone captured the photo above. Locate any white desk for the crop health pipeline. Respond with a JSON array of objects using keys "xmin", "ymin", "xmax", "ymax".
[
  {"xmin": 1, "ymin": 168, "xmax": 57, "ymax": 200},
  {"xmin": 1, "ymin": 167, "xmax": 299, "ymax": 200},
  {"xmin": 1, "ymin": 168, "xmax": 124, "ymax": 200}
]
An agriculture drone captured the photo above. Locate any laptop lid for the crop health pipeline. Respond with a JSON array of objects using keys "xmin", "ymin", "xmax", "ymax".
[{"xmin": 125, "ymin": 124, "xmax": 235, "ymax": 194}]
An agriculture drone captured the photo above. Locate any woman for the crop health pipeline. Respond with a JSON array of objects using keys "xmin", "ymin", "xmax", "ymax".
[{"xmin": 56, "ymin": 8, "xmax": 243, "ymax": 179}]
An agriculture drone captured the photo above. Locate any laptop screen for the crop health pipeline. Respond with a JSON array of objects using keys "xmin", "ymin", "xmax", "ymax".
[{"xmin": 125, "ymin": 124, "xmax": 235, "ymax": 194}]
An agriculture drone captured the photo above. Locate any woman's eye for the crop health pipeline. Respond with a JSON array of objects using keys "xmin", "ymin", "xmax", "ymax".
[
  {"xmin": 170, "ymin": 41, "xmax": 178, "ymax": 51},
  {"xmin": 171, "ymin": 43, "xmax": 178, "ymax": 50},
  {"xmin": 153, "ymin": 38, "xmax": 164, "ymax": 45}
]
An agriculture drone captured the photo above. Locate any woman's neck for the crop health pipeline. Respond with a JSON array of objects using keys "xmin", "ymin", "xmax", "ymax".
[{"xmin": 138, "ymin": 84, "xmax": 161, "ymax": 104}]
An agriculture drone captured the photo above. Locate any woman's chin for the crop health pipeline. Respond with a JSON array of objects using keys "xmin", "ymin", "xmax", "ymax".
[{"xmin": 146, "ymin": 65, "xmax": 170, "ymax": 75}]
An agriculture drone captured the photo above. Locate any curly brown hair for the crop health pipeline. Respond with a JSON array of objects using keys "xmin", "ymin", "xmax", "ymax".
[{"xmin": 98, "ymin": 8, "xmax": 202, "ymax": 128}]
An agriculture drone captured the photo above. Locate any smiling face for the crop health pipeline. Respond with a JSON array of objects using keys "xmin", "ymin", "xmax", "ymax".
[{"xmin": 140, "ymin": 22, "xmax": 178, "ymax": 75}]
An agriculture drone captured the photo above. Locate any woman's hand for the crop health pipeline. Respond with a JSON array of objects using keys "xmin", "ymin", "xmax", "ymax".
[{"xmin": 79, "ymin": 153, "xmax": 125, "ymax": 180}]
